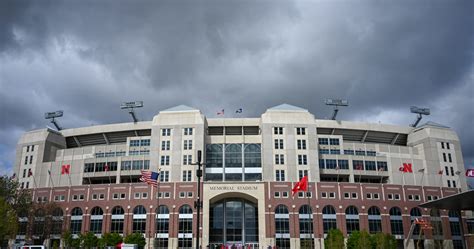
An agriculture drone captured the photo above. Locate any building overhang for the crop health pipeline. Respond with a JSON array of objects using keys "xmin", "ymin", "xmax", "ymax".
[{"xmin": 419, "ymin": 190, "xmax": 474, "ymax": 210}]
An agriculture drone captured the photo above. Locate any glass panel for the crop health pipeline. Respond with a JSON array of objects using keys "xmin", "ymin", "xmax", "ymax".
[{"xmin": 225, "ymin": 144, "xmax": 242, "ymax": 168}]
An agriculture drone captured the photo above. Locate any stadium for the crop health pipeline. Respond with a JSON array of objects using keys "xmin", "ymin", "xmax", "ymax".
[{"xmin": 13, "ymin": 103, "xmax": 473, "ymax": 249}]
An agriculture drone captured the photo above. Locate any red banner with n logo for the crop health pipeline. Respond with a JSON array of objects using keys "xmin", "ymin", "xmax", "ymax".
[{"xmin": 61, "ymin": 164, "xmax": 70, "ymax": 175}]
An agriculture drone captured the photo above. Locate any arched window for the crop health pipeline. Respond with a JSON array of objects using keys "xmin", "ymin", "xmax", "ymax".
[
  {"xmin": 275, "ymin": 205, "xmax": 290, "ymax": 249},
  {"xmin": 133, "ymin": 205, "xmax": 147, "ymax": 233},
  {"xmin": 322, "ymin": 205, "xmax": 337, "ymax": 234},
  {"xmin": 155, "ymin": 205, "xmax": 169, "ymax": 249},
  {"xmin": 389, "ymin": 207, "xmax": 403, "ymax": 235},
  {"xmin": 111, "ymin": 206, "xmax": 124, "ymax": 234},
  {"xmin": 244, "ymin": 144, "xmax": 262, "ymax": 180},
  {"xmin": 51, "ymin": 208, "xmax": 63, "ymax": 235},
  {"xmin": 90, "ymin": 207, "xmax": 104, "ymax": 234},
  {"xmin": 368, "ymin": 206, "xmax": 382, "ymax": 234},
  {"xmin": 410, "ymin": 207, "xmax": 422, "ymax": 235},
  {"xmin": 345, "ymin": 206, "xmax": 359, "ymax": 235},
  {"xmin": 34, "ymin": 209, "xmax": 45, "ymax": 237},
  {"xmin": 225, "ymin": 144, "xmax": 243, "ymax": 181},
  {"xmin": 430, "ymin": 209, "xmax": 443, "ymax": 237},
  {"xmin": 70, "ymin": 207, "xmax": 83, "ymax": 234},
  {"xmin": 299, "ymin": 205, "xmax": 314, "ymax": 248},
  {"xmin": 178, "ymin": 205, "xmax": 193, "ymax": 248},
  {"xmin": 18, "ymin": 210, "xmax": 28, "ymax": 236}
]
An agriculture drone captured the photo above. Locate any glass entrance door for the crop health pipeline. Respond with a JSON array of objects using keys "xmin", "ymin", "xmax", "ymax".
[{"xmin": 209, "ymin": 198, "xmax": 258, "ymax": 247}]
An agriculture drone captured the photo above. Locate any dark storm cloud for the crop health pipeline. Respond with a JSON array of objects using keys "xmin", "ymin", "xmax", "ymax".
[{"xmin": 0, "ymin": 0, "xmax": 473, "ymax": 178}]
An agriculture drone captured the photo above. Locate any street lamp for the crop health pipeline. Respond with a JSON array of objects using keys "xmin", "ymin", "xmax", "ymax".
[{"xmin": 191, "ymin": 150, "xmax": 204, "ymax": 249}]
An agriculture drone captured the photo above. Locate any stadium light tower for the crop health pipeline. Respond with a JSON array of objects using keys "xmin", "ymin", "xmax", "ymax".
[
  {"xmin": 325, "ymin": 99, "xmax": 349, "ymax": 120},
  {"xmin": 410, "ymin": 106, "xmax": 430, "ymax": 127},
  {"xmin": 120, "ymin": 101, "xmax": 143, "ymax": 123},
  {"xmin": 44, "ymin": 110, "xmax": 64, "ymax": 130}
]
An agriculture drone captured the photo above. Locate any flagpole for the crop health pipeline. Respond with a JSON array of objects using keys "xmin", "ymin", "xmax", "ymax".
[
  {"xmin": 155, "ymin": 168, "xmax": 161, "ymax": 248},
  {"xmin": 306, "ymin": 181, "xmax": 313, "ymax": 249}
]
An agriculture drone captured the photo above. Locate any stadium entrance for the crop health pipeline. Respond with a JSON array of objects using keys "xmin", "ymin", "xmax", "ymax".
[{"xmin": 208, "ymin": 198, "xmax": 259, "ymax": 249}]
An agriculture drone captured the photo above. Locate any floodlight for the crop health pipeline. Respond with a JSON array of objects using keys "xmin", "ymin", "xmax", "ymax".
[
  {"xmin": 44, "ymin": 110, "xmax": 64, "ymax": 130},
  {"xmin": 121, "ymin": 101, "xmax": 143, "ymax": 123},
  {"xmin": 325, "ymin": 98, "xmax": 349, "ymax": 120},
  {"xmin": 410, "ymin": 106, "xmax": 430, "ymax": 127}
]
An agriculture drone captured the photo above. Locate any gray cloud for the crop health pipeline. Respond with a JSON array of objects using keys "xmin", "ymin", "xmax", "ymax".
[{"xmin": 0, "ymin": 0, "xmax": 473, "ymax": 184}]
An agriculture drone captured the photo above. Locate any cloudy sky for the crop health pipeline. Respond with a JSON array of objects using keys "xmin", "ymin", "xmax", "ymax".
[{"xmin": 0, "ymin": 0, "xmax": 473, "ymax": 184}]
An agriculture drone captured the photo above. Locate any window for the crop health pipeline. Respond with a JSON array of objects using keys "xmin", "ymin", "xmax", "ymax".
[
  {"xmin": 351, "ymin": 193, "xmax": 358, "ymax": 199},
  {"xmin": 319, "ymin": 149, "xmax": 329, "ymax": 154},
  {"xmin": 178, "ymin": 205, "xmax": 193, "ymax": 248},
  {"xmin": 70, "ymin": 207, "xmax": 83, "ymax": 234},
  {"xmin": 134, "ymin": 192, "xmax": 141, "ymax": 199},
  {"xmin": 373, "ymin": 193, "xmax": 379, "ymax": 199},
  {"xmin": 448, "ymin": 153, "xmax": 452, "ymax": 163},
  {"xmin": 441, "ymin": 142, "xmax": 445, "ymax": 149},
  {"xmin": 377, "ymin": 161, "xmax": 387, "ymax": 171},
  {"xmin": 443, "ymin": 153, "xmax": 447, "ymax": 162},
  {"xmin": 187, "ymin": 192, "xmax": 193, "ymax": 198},
  {"xmin": 298, "ymin": 155, "xmax": 307, "ymax": 165},
  {"xmin": 133, "ymin": 205, "xmax": 147, "ymax": 233},
  {"xmin": 24, "ymin": 156, "xmax": 28, "ymax": 165},
  {"xmin": 345, "ymin": 206, "xmax": 360, "ymax": 235},
  {"xmin": 447, "ymin": 180, "xmax": 451, "ymax": 188},
  {"xmin": 183, "ymin": 155, "xmax": 192, "ymax": 165},
  {"xmin": 298, "ymin": 170, "xmax": 308, "ymax": 180},
  {"xmin": 155, "ymin": 206, "xmax": 170, "ymax": 248},
  {"xmin": 282, "ymin": 192, "xmax": 288, "ymax": 198},
  {"xmin": 450, "ymin": 167, "xmax": 454, "ymax": 176},
  {"xmin": 140, "ymin": 139, "xmax": 150, "ymax": 146},
  {"xmin": 329, "ymin": 192, "xmax": 335, "ymax": 198},
  {"xmin": 161, "ymin": 155, "xmax": 170, "ymax": 166},
  {"xmin": 355, "ymin": 150, "xmax": 365, "ymax": 156},
  {"xmin": 161, "ymin": 140, "xmax": 170, "ymax": 150},
  {"xmin": 368, "ymin": 206, "xmax": 382, "ymax": 234},
  {"xmin": 321, "ymin": 192, "xmax": 327, "ymax": 198},
  {"xmin": 31, "ymin": 145, "xmax": 34, "ymax": 151},
  {"xmin": 160, "ymin": 171, "xmax": 170, "ymax": 182},
  {"xmin": 446, "ymin": 142, "xmax": 450, "ymax": 150},
  {"xmin": 365, "ymin": 161, "xmax": 376, "ymax": 171},
  {"xmin": 366, "ymin": 193, "xmax": 372, "ymax": 199},
  {"xmin": 326, "ymin": 159, "xmax": 337, "ymax": 169},
  {"xmin": 183, "ymin": 140, "xmax": 193, "ymax": 150},
  {"xmin": 29, "ymin": 155, "xmax": 33, "ymax": 164},
  {"xmin": 90, "ymin": 207, "xmax": 104, "ymax": 234},
  {"xmin": 184, "ymin": 127, "xmax": 193, "ymax": 136},
  {"xmin": 344, "ymin": 193, "xmax": 350, "ymax": 199},
  {"xmin": 111, "ymin": 206, "xmax": 124, "ymax": 234},
  {"xmin": 297, "ymin": 139, "xmax": 307, "ymax": 150},
  {"xmin": 353, "ymin": 160, "xmax": 364, "ymax": 170},
  {"xmin": 330, "ymin": 149, "xmax": 340, "ymax": 154},
  {"xmin": 449, "ymin": 210, "xmax": 461, "ymax": 236},
  {"xmin": 274, "ymin": 139, "xmax": 284, "ymax": 149},
  {"xmin": 26, "ymin": 146, "xmax": 30, "ymax": 152},
  {"xmin": 296, "ymin": 127, "xmax": 306, "ymax": 135},
  {"xmin": 344, "ymin": 149, "xmax": 355, "ymax": 155},
  {"xmin": 319, "ymin": 159, "xmax": 325, "ymax": 169},
  {"xmin": 329, "ymin": 138, "xmax": 339, "ymax": 145},
  {"xmin": 275, "ymin": 205, "xmax": 290, "ymax": 248},
  {"xmin": 338, "ymin": 160, "xmax": 349, "ymax": 169},
  {"xmin": 275, "ymin": 170, "xmax": 286, "ymax": 182},
  {"xmin": 410, "ymin": 208, "xmax": 422, "ymax": 235},
  {"xmin": 275, "ymin": 154, "xmax": 285, "ymax": 165},
  {"xmin": 322, "ymin": 205, "xmax": 337, "ymax": 234},
  {"xmin": 274, "ymin": 192, "xmax": 281, "ymax": 198},
  {"xmin": 22, "ymin": 169, "xmax": 26, "ymax": 178},
  {"xmin": 130, "ymin": 140, "xmax": 140, "ymax": 147},
  {"xmin": 92, "ymin": 194, "xmax": 98, "ymax": 200},
  {"xmin": 274, "ymin": 127, "xmax": 283, "ymax": 135},
  {"xmin": 299, "ymin": 205, "xmax": 314, "ymax": 248},
  {"xmin": 394, "ymin": 194, "xmax": 400, "ymax": 200},
  {"xmin": 453, "ymin": 181, "xmax": 457, "ymax": 188},
  {"xmin": 390, "ymin": 207, "xmax": 403, "ymax": 235},
  {"xmin": 182, "ymin": 170, "xmax": 192, "ymax": 182},
  {"xmin": 162, "ymin": 128, "xmax": 171, "ymax": 136},
  {"xmin": 318, "ymin": 138, "xmax": 329, "ymax": 145},
  {"xmin": 445, "ymin": 166, "xmax": 449, "ymax": 176},
  {"xmin": 366, "ymin": 151, "xmax": 376, "ymax": 156}
]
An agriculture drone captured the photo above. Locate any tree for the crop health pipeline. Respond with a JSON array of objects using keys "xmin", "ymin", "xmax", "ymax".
[
  {"xmin": 0, "ymin": 197, "xmax": 18, "ymax": 242},
  {"xmin": 81, "ymin": 232, "xmax": 99, "ymax": 249},
  {"xmin": 347, "ymin": 230, "xmax": 372, "ymax": 249},
  {"xmin": 98, "ymin": 233, "xmax": 123, "ymax": 247},
  {"xmin": 325, "ymin": 228, "xmax": 345, "ymax": 249},
  {"xmin": 62, "ymin": 230, "xmax": 74, "ymax": 249},
  {"xmin": 124, "ymin": 233, "xmax": 146, "ymax": 248}
]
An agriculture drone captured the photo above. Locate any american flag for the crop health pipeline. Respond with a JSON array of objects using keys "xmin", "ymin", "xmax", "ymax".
[{"xmin": 140, "ymin": 170, "xmax": 160, "ymax": 187}]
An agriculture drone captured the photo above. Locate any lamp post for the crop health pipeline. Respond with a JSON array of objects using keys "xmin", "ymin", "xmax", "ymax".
[{"xmin": 192, "ymin": 150, "xmax": 204, "ymax": 249}]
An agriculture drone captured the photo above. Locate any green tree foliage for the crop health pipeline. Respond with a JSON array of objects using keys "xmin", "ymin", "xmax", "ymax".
[
  {"xmin": 348, "ymin": 231, "xmax": 397, "ymax": 249},
  {"xmin": 99, "ymin": 233, "xmax": 123, "ymax": 247},
  {"xmin": 124, "ymin": 233, "xmax": 146, "ymax": 248},
  {"xmin": 0, "ymin": 197, "xmax": 18, "ymax": 241},
  {"xmin": 325, "ymin": 228, "xmax": 345, "ymax": 249},
  {"xmin": 62, "ymin": 230, "xmax": 74, "ymax": 249},
  {"xmin": 0, "ymin": 175, "xmax": 32, "ymax": 213},
  {"xmin": 81, "ymin": 232, "xmax": 99, "ymax": 248}
]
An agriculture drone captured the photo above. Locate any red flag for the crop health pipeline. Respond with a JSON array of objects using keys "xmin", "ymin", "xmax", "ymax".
[
  {"xmin": 61, "ymin": 164, "xmax": 70, "ymax": 175},
  {"xmin": 399, "ymin": 163, "xmax": 413, "ymax": 173},
  {"xmin": 292, "ymin": 176, "xmax": 308, "ymax": 195},
  {"xmin": 105, "ymin": 164, "xmax": 109, "ymax": 172},
  {"xmin": 355, "ymin": 164, "xmax": 363, "ymax": 170},
  {"xmin": 466, "ymin": 169, "xmax": 474, "ymax": 177},
  {"xmin": 438, "ymin": 169, "xmax": 444, "ymax": 175},
  {"xmin": 28, "ymin": 169, "xmax": 33, "ymax": 177}
]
